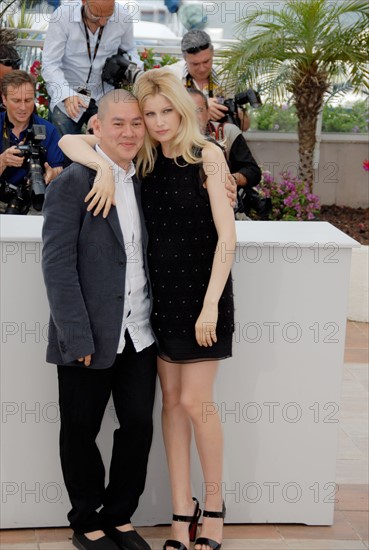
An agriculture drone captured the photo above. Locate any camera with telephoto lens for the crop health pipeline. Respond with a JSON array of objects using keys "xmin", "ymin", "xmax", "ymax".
[
  {"xmin": 102, "ymin": 48, "xmax": 144, "ymax": 88},
  {"xmin": 0, "ymin": 124, "xmax": 47, "ymax": 215},
  {"xmin": 219, "ymin": 89, "xmax": 262, "ymax": 128}
]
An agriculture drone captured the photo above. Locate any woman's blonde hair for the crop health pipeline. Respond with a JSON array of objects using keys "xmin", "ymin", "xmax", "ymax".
[{"xmin": 133, "ymin": 67, "xmax": 208, "ymax": 177}]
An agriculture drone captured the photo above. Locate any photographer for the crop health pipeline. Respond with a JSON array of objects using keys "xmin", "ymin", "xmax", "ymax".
[
  {"xmin": 169, "ymin": 29, "xmax": 251, "ymax": 131},
  {"xmin": 0, "ymin": 44, "xmax": 22, "ymax": 112},
  {"xmin": 0, "ymin": 71, "xmax": 64, "ymax": 214},
  {"xmin": 188, "ymin": 88, "xmax": 269, "ymax": 218},
  {"xmin": 0, "ymin": 44, "xmax": 21, "ymax": 84},
  {"xmin": 42, "ymin": 0, "xmax": 141, "ymax": 136}
]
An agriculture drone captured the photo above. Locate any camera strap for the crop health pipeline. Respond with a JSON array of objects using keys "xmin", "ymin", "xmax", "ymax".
[
  {"xmin": 185, "ymin": 73, "xmax": 215, "ymax": 98},
  {"xmin": 82, "ymin": 8, "xmax": 104, "ymax": 86},
  {"xmin": 2, "ymin": 117, "xmax": 11, "ymax": 151},
  {"xmin": 2, "ymin": 112, "xmax": 22, "ymax": 148}
]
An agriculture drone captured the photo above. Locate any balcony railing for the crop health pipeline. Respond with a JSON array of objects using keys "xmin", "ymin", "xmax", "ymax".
[{"xmin": 14, "ymin": 27, "xmax": 236, "ymax": 71}]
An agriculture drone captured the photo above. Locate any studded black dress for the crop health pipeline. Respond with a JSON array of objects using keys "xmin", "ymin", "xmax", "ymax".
[{"xmin": 141, "ymin": 146, "xmax": 234, "ymax": 363}]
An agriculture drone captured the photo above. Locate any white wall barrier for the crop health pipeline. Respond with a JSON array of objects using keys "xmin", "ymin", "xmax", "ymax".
[{"xmin": 1, "ymin": 216, "xmax": 359, "ymax": 527}]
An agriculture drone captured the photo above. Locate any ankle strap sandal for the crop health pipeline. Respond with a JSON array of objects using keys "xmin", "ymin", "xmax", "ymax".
[
  {"xmin": 163, "ymin": 497, "xmax": 202, "ymax": 550},
  {"xmin": 195, "ymin": 501, "xmax": 226, "ymax": 550}
]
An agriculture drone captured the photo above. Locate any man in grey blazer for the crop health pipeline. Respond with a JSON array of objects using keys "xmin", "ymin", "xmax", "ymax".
[{"xmin": 42, "ymin": 90, "xmax": 157, "ymax": 550}]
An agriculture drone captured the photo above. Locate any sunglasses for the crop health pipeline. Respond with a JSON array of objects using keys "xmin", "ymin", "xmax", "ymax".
[
  {"xmin": 184, "ymin": 43, "xmax": 210, "ymax": 55},
  {"xmin": 0, "ymin": 58, "xmax": 22, "ymax": 68}
]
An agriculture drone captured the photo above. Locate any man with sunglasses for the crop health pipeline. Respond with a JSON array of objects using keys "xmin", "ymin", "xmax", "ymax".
[
  {"xmin": 0, "ymin": 44, "xmax": 21, "ymax": 81},
  {"xmin": 0, "ymin": 44, "xmax": 22, "ymax": 112},
  {"xmin": 42, "ymin": 0, "xmax": 141, "ymax": 136},
  {"xmin": 169, "ymin": 29, "xmax": 250, "ymax": 131}
]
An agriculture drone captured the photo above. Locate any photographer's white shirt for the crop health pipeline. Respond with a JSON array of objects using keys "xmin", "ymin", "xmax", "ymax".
[{"xmin": 42, "ymin": 0, "xmax": 141, "ymax": 114}]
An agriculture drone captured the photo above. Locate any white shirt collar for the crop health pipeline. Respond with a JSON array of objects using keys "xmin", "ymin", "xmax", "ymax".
[{"xmin": 96, "ymin": 144, "xmax": 136, "ymax": 181}]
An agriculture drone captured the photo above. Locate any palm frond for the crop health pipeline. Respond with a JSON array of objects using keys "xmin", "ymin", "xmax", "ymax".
[{"xmin": 218, "ymin": 0, "xmax": 369, "ymax": 188}]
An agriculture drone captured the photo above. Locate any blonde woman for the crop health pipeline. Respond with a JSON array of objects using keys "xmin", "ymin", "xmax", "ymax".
[{"xmin": 59, "ymin": 68, "xmax": 236, "ymax": 550}]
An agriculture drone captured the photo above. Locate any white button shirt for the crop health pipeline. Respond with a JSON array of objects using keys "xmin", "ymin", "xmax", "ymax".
[
  {"xmin": 96, "ymin": 146, "xmax": 154, "ymax": 354},
  {"xmin": 42, "ymin": 0, "xmax": 141, "ymax": 113}
]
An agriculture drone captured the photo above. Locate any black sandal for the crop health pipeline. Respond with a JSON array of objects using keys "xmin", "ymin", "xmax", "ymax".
[
  {"xmin": 163, "ymin": 497, "xmax": 201, "ymax": 550},
  {"xmin": 195, "ymin": 501, "xmax": 226, "ymax": 550}
]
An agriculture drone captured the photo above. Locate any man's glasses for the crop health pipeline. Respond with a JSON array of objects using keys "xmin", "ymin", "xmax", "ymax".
[
  {"xmin": 184, "ymin": 43, "xmax": 210, "ymax": 55},
  {"xmin": 0, "ymin": 58, "xmax": 22, "ymax": 68},
  {"xmin": 85, "ymin": 2, "xmax": 113, "ymax": 23}
]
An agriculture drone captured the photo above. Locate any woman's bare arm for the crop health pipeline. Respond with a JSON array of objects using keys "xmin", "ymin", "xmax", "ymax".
[
  {"xmin": 195, "ymin": 142, "xmax": 237, "ymax": 347},
  {"xmin": 58, "ymin": 134, "xmax": 115, "ymax": 218}
]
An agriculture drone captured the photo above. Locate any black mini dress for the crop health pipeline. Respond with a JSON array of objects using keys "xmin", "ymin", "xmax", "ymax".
[{"xmin": 141, "ymin": 146, "xmax": 234, "ymax": 363}]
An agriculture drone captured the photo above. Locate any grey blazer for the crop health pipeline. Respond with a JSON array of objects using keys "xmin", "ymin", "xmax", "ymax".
[{"xmin": 42, "ymin": 162, "xmax": 152, "ymax": 369}]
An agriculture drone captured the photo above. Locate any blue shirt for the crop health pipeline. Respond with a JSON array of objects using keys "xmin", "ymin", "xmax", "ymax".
[{"xmin": 0, "ymin": 112, "xmax": 64, "ymax": 186}]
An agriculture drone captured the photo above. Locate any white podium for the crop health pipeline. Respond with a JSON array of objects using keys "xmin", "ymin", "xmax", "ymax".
[{"xmin": 0, "ymin": 216, "xmax": 359, "ymax": 528}]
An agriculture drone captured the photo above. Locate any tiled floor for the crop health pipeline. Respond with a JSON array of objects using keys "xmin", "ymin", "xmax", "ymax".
[{"xmin": 1, "ymin": 321, "xmax": 368, "ymax": 550}]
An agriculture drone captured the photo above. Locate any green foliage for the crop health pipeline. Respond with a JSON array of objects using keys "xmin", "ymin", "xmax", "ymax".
[
  {"xmin": 249, "ymin": 100, "xmax": 369, "ymax": 133},
  {"xmin": 322, "ymin": 100, "xmax": 369, "ymax": 133},
  {"xmin": 250, "ymin": 104, "xmax": 298, "ymax": 132},
  {"xmin": 220, "ymin": 0, "xmax": 369, "ymax": 100},
  {"xmin": 139, "ymin": 48, "xmax": 177, "ymax": 71},
  {"xmin": 6, "ymin": 0, "xmax": 45, "ymax": 38},
  {"xmin": 218, "ymin": 0, "xmax": 369, "ymax": 186}
]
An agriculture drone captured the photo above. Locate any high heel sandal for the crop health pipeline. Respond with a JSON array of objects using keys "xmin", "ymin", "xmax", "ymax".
[
  {"xmin": 195, "ymin": 501, "xmax": 226, "ymax": 550},
  {"xmin": 163, "ymin": 497, "xmax": 201, "ymax": 550}
]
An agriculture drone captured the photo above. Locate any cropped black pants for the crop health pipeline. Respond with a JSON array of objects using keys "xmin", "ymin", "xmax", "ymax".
[{"xmin": 57, "ymin": 333, "xmax": 157, "ymax": 534}]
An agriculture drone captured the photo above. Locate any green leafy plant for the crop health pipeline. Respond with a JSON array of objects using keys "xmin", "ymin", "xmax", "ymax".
[
  {"xmin": 6, "ymin": 0, "xmax": 44, "ymax": 38},
  {"xmin": 249, "ymin": 100, "xmax": 369, "ymax": 133},
  {"xmin": 139, "ymin": 48, "xmax": 177, "ymax": 71},
  {"xmin": 219, "ymin": 0, "xmax": 369, "ymax": 189},
  {"xmin": 322, "ymin": 101, "xmax": 369, "ymax": 133},
  {"xmin": 250, "ymin": 104, "xmax": 298, "ymax": 132}
]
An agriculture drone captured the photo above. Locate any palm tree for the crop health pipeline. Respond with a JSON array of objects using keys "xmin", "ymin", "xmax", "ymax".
[{"xmin": 219, "ymin": 0, "xmax": 369, "ymax": 189}]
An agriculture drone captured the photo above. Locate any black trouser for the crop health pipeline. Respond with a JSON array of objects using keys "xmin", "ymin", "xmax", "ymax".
[{"xmin": 57, "ymin": 333, "xmax": 157, "ymax": 534}]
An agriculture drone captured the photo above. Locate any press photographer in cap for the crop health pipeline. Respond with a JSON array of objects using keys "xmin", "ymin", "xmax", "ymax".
[
  {"xmin": 0, "ymin": 71, "xmax": 64, "ymax": 214},
  {"xmin": 169, "ymin": 29, "xmax": 252, "ymax": 131}
]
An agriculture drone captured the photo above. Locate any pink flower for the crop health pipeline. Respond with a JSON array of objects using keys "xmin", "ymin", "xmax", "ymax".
[
  {"xmin": 363, "ymin": 160, "xmax": 369, "ymax": 171},
  {"xmin": 258, "ymin": 169, "xmax": 320, "ymax": 221}
]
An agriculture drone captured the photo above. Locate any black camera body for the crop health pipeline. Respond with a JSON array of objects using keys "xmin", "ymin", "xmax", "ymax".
[
  {"xmin": 102, "ymin": 48, "xmax": 143, "ymax": 88},
  {"xmin": 219, "ymin": 89, "xmax": 262, "ymax": 127},
  {"xmin": 236, "ymin": 186, "xmax": 272, "ymax": 220},
  {"xmin": 0, "ymin": 124, "xmax": 47, "ymax": 215}
]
